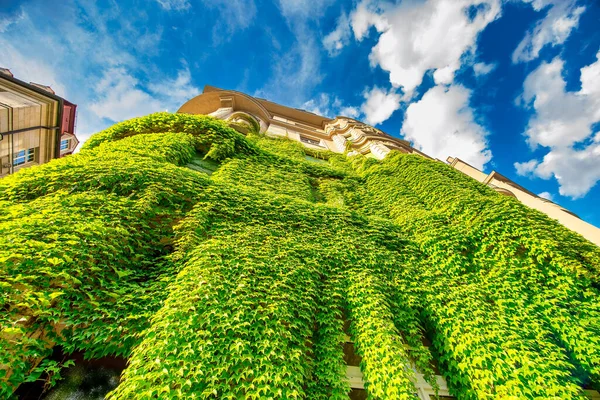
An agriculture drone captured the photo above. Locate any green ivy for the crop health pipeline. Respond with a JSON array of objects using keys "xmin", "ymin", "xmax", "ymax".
[{"xmin": 1, "ymin": 112, "xmax": 599, "ymax": 399}]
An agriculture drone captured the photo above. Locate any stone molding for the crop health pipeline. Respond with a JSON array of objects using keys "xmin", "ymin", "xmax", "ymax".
[{"xmin": 178, "ymin": 87, "xmax": 419, "ymax": 160}]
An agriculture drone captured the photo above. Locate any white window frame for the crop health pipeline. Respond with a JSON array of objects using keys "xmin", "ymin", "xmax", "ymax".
[
  {"xmin": 346, "ymin": 366, "xmax": 453, "ymax": 399},
  {"xmin": 13, "ymin": 148, "xmax": 36, "ymax": 166},
  {"xmin": 299, "ymin": 135, "xmax": 323, "ymax": 147},
  {"xmin": 344, "ymin": 333, "xmax": 454, "ymax": 400},
  {"xmin": 60, "ymin": 138, "xmax": 70, "ymax": 151}
]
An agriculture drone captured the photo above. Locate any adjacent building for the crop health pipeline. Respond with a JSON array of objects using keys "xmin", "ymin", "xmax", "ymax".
[
  {"xmin": 0, "ymin": 68, "xmax": 79, "ymax": 178},
  {"xmin": 179, "ymin": 85, "xmax": 600, "ymax": 247}
]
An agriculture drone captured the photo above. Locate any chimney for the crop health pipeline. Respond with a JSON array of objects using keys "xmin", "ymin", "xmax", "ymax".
[
  {"xmin": 29, "ymin": 82, "xmax": 56, "ymax": 95},
  {"xmin": 0, "ymin": 67, "xmax": 14, "ymax": 78}
]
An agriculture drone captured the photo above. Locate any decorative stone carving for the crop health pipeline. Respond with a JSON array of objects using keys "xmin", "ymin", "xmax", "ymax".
[
  {"xmin": 209, "ymin": 107, "xmax": 233, "ymax": 119},
  {"xmin": 324, "ymin": 117, "xmax": 413, "ymax": 158},
  {"xmin": 369, "ymin": 141, "xmax": 391, "ymax": 160},
  {"xmin": 181, "ymin": 88, "xmax": 419, "ymax": 160},
  {"xmin": 332, "ymin": 134, "xmax": 347, "ymax": 152}
]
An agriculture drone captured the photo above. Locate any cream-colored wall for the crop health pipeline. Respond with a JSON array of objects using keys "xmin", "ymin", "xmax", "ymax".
[
  {"xmin": 0, "ymin": 80, "xmax": 59, "ymax": 177},
  {"xmin": 266, "ymin": 124, "xmax": 331, "ymax": 150},
  {"xmin": 210, "ymin": 106, "xmax": 334, "ymax": 152},
  {"xmin": 452, "ymin": 160, "xmax": 488, "ymax": 182},
  {"xmin": 10, "ymin": 104, "xmax": 51, "ymax": 173},
  {"xmin": 12, "ymin": 104, "xmax": 41, "ymax": 130},
  {"xmin": 265, "ymin": 124, "xmax": 288, "ymax": 137},
  {"xmin": 490, "ymin": 178, "xmax": 600, "ymax": 246},
  {"xmin": 0, "ymin": 108, "xmax": 7, "ymax": 134},
  {"xmin": 0, "ymin": 107, "xmax": 9, "ymax": 176},
  {"xmin": 182, "ymin": 88, "xmax": 412, "ymax": 160},
  {"xmin": 449, "ymin": 158, "xmax": 600, "ymax": 247}
]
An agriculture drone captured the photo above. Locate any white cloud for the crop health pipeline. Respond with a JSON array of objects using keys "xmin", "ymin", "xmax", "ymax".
[
  {"xmin": 89, "ymin": 68, "xmax": 164, "ymax": 122},
  {"xmin": 278, "ymin": 0, "xmax": 337, "ymax": 20},
  {"xmin": 0, "ymin": 40, "xmax": 67, "ymax": 96},
  {"xmin": 514, "ymin": 159, "xmax": 539, "ymax": 176},
  {"xmin": 323, "ymin": 0, "xmax": 499, "ymax": 168},
  {"xmin": 0, "ymin": 9, "xmax": 25, "ymax": 33},
  {"xmin": 257, "ymin": 0, "xmax": 335, "ymax": 105},
  {"xmin": 580, "ymin": 53, "xmax": 600, "ymax": 97},
  {"xmin": 90, "ymin": 65, "xmax": 199, "ymax": 122},
  {"xmin": 0, "ymin": 3, "xmax": 204, "ymax": 149},
  {"xmin": 402, "ymin": 84, "xmax": 492, "ymax": 169},
  {"xmin": 212, "ymin": 0, "xmax": 257, "ymax": 35},
  {"xmin": 323, "ymin": 12, "xmax": 351, "ymax": 56},
  {"xmin": 538, "ymin": 191, "xmax": 554, "ymax": 201},
  {"xmin": 473, "ymin": 61, "xmax": 497, "ymax": 76},
  {"xmin": 300, "ymin": 93, "xmax": 360, "ymax": 118},
  {"xmin": 361, "ymin": 86, "xmax": 401, "ymax": 126},
  {"xmin": 513, "ymin": 0, "xmax": 585, "ymax": 63},
  {"xmin": 155, "ymin": 0, "xmax": 191, "ymax": 11},
  {"xmin": 257, "ymin": 36, "xmax": 323, "ymax": 105},
  {"xmin": 535, "ymin": 145, "xmax": 600, "ymax": 198},
  {"xmin": 515, "ymin": 51, "xmax": 600, "ymax": 198},
  {"xmin": 349, "ymin": 0, "xmax": 501, "ymax": 95},
  {"xmin": 147, "ymin": 66, "xmax": 200, "ymax": 106},
  {"xmin": 520, "ymin": 55, "xmax": 600, "ymax": 149},
  {"xmin": 301, "ymin": 93, "xmax": 333, "ymax": 116},
  {"xmin": 157, "ymin": 0, "xmax": 255, "ymax": 43},
  {"xmin": 350, "ymin": 1, "xmax": 389, "ymax": 40},
  {"xmin": 339, "ymin": 106, "xmax": 360, "ymax": 118}
]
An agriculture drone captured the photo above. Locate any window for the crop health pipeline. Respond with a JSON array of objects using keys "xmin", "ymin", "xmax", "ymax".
[
  {"xmin": 60, "ymin": 139, "xmax": 70, "ymax": 151},
  {"xmin": 13, "ymin": 148, "xmax": 36, "ymax": 166},
  {"xmin": 349, "ymin": 389, "xmax": 367, "ymax": 400},
  {"xmin": 304, "ymin": 155, "xmax": 327, "ymax": 164},
  {"xmin": 342, "ymin": 316, "xmax": 455, "ymax": 400},
  {"xmin": 299, "ymin": 135, "xmax": 321, "ymax": 146}
]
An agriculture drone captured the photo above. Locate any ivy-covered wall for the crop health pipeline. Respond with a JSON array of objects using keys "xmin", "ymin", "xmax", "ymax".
[{"xmin": 1, "ymin": 112, "xmax": 599, "ymax": 399}]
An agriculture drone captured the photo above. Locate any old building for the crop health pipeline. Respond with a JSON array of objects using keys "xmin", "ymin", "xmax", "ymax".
[
  {"xmin": 179, "ymin": 85, "xmax": 426, "ymax": 160},
  {"xmin": 179, "ymin": 85, "xmax": 600, "ymax": 247},
  {"xmin": 0, "ymin": 68, "xmax": 79, "ymax": 177},
  {"xmin": 3, "ymin": 108, "xmax": 600, "ymax": 399}
]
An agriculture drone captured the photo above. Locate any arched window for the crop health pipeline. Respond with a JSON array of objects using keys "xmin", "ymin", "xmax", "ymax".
[{"xmin": 226, "ymin": 112, "xmax": 262, "ymax": 135}]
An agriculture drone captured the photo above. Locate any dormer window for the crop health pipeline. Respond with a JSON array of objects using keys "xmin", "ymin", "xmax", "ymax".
[{"xmin": 60, "ymin": 139, "xmax": 70, "ymax": 151}]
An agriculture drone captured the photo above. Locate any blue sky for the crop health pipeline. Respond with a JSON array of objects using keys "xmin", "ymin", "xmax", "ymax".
[{"xmin": 1, "ymin": 0, "xmax": 599, "ymax": 226}]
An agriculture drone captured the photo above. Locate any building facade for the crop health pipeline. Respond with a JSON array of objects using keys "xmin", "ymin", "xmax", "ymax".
[
  {"xmin": 179, "ymin": 85, "xmax": 426, "ymax": 160},
  {"xmin": 3, "ymin": 108, "xmax": 600, "ymax": 399},
  {"xmin": 0, "ymin": 68, "xmax": 79, "ymax": 178},
  {"xmin": 179, "ymin": 85, "xmax": 600, "ymax": 247},
  {"xmin": 447, "ymin": 157, "xmax": 600, "ymax": 246}
]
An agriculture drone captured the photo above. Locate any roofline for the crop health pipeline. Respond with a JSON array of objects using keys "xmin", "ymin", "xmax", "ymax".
[
  {"xmin": 0, "ymin": 72, "xmax": 66, "ymax": 103},
  {"xmin": 199, "ymin": 85, "xmax": 415, "ymax": 151},
  {"xmin": 1, "ymin": 71, "xmax": 68, "ymax": 159},
  {"xmin": 202, "ymin": 85, "xmax": 333, "ymax": 127},
  {"xmin": 447, "ymin": 156, "xmax": 560, "ymax": 203}
]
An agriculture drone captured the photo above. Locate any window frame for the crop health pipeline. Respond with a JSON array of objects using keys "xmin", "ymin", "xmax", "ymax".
[
  {"xmin": 13, "ymin": 148, "xmax": 36, "ymax": 167},
  {"xmin": 299, "ymin": 135, "xmax": 323, "ymax": 147},
  {"xmin": 60, "ymin": 138, "xmax": 70, "ymax": 151}
]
